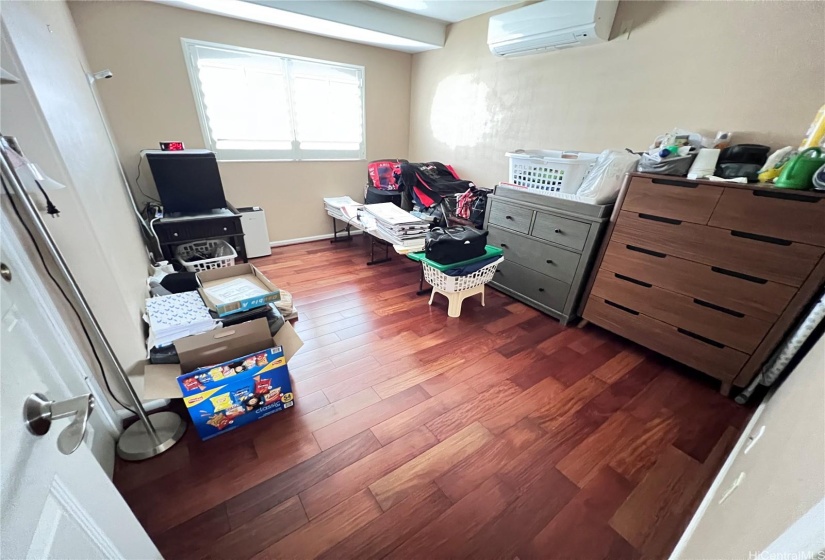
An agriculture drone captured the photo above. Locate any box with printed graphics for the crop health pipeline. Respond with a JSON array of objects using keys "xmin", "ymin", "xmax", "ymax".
[{"xmin": 177, "ymin": 346, "xmax": 294, "ymax": 440}]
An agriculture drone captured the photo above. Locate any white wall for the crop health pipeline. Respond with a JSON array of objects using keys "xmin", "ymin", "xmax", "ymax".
[
  {"xmin": 673, "ymin": 334, "xmax": 825, "ymax": 558},
  {"xmin": 69, "ymin": 0, "xmax": 412, "ymax": 244},
  {"xmin": 1, "ymin": 1, "xmax": 150, "ymax": 407},
  {"xmin": 409, "ymin": 0, "xmax": 825, "ymax": 187}
]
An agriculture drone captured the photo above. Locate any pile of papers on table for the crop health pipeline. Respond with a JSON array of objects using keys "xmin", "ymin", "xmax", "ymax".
[
  {"xmin": 145, "ymin": 291, "xmax": 216, "ymax": 347},
  {"xmin": 323, "ymin": 196, "xmax": 363, "ymax": 221},
  {"xmin": 364, "ymin": 203, "xmax": 429, "ymax": 248}
]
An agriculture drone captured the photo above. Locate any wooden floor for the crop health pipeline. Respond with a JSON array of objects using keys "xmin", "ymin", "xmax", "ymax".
[{"xmin": 118, "ymin": 237, "xmax": 752, "ymax": 560}]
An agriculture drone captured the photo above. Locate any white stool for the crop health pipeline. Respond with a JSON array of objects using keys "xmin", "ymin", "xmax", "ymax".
[
  {"xmin": 422, "ymin": 257, "xmax": 503, "ymax": 318},
  {"xmin": 429, "ymin": 284, "xmax": 485, "ymax": 318}
]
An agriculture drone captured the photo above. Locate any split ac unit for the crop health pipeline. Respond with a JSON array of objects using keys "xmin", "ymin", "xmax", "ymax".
[{"xmin": 488, "ymin": 0, "xmax": 619, "ymax": 57}]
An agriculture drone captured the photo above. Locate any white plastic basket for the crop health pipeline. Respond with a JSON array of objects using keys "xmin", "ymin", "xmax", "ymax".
[
  {"xmin": 175, "ymin": 239, "xmax": 237, "ymax": 272},
  {"xmin": 423, "ymin": 257, "xmax": 504, "ymax": 293},
  {"xmin": 506, "ymin": 150, "xmax": 599, "ymax": 194}
]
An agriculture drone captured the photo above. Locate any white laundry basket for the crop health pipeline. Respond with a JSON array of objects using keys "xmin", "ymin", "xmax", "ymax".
[
  {"xmin": 424, "ymin": 257, "xmax": 503, "ymax": 318},
  {"xmin": 175, "ymin": 240, "xmax": 237, "ymax": 272},
  {"xmin": 506, "ymin": 150, "xmax": 599, "ymax": 194}
]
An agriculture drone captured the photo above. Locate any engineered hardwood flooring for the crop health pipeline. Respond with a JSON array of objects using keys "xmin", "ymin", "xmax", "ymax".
[{"xmin": 116, "ymin": 237, "xmax": 751, "ymax": 559}]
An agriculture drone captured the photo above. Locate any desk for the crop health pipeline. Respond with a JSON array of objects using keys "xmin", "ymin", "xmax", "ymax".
[
  {"xmin": 326, "ymin": 209, "xmax": 426, "ymax": 266},
  {"xmin": 151, "ymin": 203, "xmax": 248, "ymax": 264}
]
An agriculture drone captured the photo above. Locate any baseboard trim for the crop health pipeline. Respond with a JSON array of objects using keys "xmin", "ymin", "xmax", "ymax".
[{"xmin": 269, "ymin": 230, "xmax": 363, "ymax": 248}]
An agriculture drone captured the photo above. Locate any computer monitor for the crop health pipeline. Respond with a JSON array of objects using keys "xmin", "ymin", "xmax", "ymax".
[{"xmin": 145, "ymin": 150, "xmax": 227, "ymax": 215}]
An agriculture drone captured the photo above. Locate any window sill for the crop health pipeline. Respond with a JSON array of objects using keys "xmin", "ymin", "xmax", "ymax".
[{"xmin": 216, "ymin": 158, "xmax": 368, "ymax": 163}]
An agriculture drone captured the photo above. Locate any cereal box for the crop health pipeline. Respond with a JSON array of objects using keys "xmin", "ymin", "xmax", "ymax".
[{"xmin": 177, "ymin": 346, "xmax": 294, "ymax": 440}]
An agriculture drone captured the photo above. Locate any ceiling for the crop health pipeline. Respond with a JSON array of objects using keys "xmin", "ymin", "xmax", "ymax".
[
  {"xmin": 367, "ymin": 0, "xmax": 521, "ymax": 23},
  {"xmin": 154, "ymin": 0, "xmax": 523, "ymax": 52}
]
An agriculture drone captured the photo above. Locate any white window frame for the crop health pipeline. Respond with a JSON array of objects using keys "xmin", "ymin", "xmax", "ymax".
[{"xmin": 181, "ymin": 38, "xmax": 367, "ymax": 162}]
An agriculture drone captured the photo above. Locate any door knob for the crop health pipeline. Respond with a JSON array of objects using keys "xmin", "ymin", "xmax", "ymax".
[{"xmin": 23, "ymin": 393, "xmax": 95, "ymax": 455}]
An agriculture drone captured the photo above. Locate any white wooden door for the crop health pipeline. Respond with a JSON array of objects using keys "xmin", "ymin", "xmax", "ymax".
[{"xmin": 0, "ymin": 246, "xmax": 160, "ymax": 560}]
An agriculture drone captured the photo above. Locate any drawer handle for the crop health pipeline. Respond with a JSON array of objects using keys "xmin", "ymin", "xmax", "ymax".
[
  {"xmin": 538, "ymin": 288, "xmax": 545, "ymax": 292},
  {"xmin": 605, "ymin": 300, "xmax": 639, "ymax": 315},
  {"xmin": 546, "ymin": 259, "xmax": 553, "ymax": 264},
  {"xmin": 730, "ymin": 230, "xmax": 792, "ymax": 246},
  {"xmin": 651, "ymin": 178, "xmax": 697, "ymax": 189},
  {"xmin": 614, "ymin": 273, "xmax": 652, "ymax": 288},
  {"xmin": 223, "ymin": 227, "xmax": 228, "ymax": 232},
  {"xmin": 753, "ymin": 190, "xmax": 819, "ymax": 203},
  {"xmin": 500, "ymin": 243, "xmax": 509, "ymax": 249},
  {"xmin": 505, "ymin": 215, "xmax": 514, "ymax": 220},
  {"xmin": 638, "ymin": 213, "xmax": 682, "ymax": 225},
  {"xmin": 554, "ymin": 228, "xmax": 562, "ymax": 234},
  {"xmin": 693, "ymin": 298, "xmax": 745, "ymax": 318},
  {"xmin": 626, "ymin": 245, "xmax": 667, "ymax": 258},
  {"xmin": 173, "ymin": 232, "xmax": 179, "ymax": 237},
  {"xmin": 677, "ymin": 327, "xmax": 725, "ymax": 349},
  {"xmin": 710, "ymin": 266, "xmax": 768, "ymax": 285}
]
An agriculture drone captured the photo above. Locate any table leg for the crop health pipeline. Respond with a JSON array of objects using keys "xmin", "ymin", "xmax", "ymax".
[
  {"xmin": 235, "ymin": 234, "xmax": 249, "ymax": 263},
  {"xmin": 366, "ymin": 235, "xmax": 391, "ymax": 266},
  {"xmin": 330, "ymin": 217, "xmax": 353, "ymax": 244},
  {"xmin": 416, "ymin": 263, "xmax": 432, "ymax": 296}
]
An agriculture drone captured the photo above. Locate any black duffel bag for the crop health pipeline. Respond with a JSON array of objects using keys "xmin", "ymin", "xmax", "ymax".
[{"xmin": 424, "ymin": 226, "xmax": 487, "ymax": 265}]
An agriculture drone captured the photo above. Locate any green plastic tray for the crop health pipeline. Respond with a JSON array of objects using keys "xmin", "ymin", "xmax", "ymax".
[{"xmin": 406, "ymin": 245, "xmax": 503, "ymax": 271}]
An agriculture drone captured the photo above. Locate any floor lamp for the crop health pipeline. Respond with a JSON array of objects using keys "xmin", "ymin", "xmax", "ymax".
[{"xmin": 0, "ymin": 135, "xmax": 185, "ymax": 461}]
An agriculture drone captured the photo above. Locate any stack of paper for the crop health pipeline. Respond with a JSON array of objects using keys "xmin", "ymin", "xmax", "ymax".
[
  {"xmin": 364, "ymin": 203, "xmax": 429, "ymax": 247},
  {"xmin": 203, "ymin": 278, "xmax": 268, "ymax": 305},
  {"xmin": 145, "ymin": 291, "xmax": 216, "ymax": 347},
  {"xmin": 323, "ymin": 196, "xmax": 363, "ymax": 221}
]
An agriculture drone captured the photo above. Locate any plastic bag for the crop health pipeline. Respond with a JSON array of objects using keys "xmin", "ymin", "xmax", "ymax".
[
  {"xmin": 575, "ymin": 150, "xmax": 640, "ymax": 204},
  {"xmin": 637, "ymin": 152, "xmax": 696, "ymax": 176}
]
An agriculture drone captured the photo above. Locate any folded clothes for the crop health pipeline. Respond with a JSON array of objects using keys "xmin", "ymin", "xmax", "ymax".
[{"xmin": 443, "ymin": 255, "xmax": 501, "ymax": 277}]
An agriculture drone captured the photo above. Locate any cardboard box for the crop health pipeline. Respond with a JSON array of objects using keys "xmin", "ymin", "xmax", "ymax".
[
  {"xmin": 197, "ymin": 264, "xmax": 281, "ymax": 317},
  {"xmin": 143, "ymin": 318, "xmax": 303, "ymax": 401},
  {"xmin": 178, "ymin": 346, "xmax": 293, "ymax": 440}
]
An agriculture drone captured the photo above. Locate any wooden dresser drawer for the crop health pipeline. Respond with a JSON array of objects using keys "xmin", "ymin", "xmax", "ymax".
[
  {"xmin": 708, "ymin": 187, "xmax": 825, "ymax": 247},
  {"xmin": 584, "ymin": 296, "xmax": 749, "ymax": 381},
  {"xmin": 612, "ymin": 211, "xmax": 824, "ymax": 287},
  {"xmin": 591, "ymin": 270, "xmax": 772, "ymax": 354},
  {"xmin": 600, "ymin": 241, "xmax": 795, "ymax": 322},
  {"xmin": 531, "ymin": 211, "xmax": 590, "ymax": 251},
  {"xmin": 623, "ymin": 176, "xmax": 722, "ymax": 224},
  {"xmin": 492, "ymin": 260, "xmax": 570, "ymax": 312},
  {"xmin": 488, "ymin": 200, "xmax": 533, "ymax": 234},
  {"xmin": 488, "ymin": 226, "xmax": 580, "ymax": 284}
]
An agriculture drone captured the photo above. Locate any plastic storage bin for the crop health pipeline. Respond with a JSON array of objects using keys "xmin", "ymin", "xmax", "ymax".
[
  {"xmin": 176, "ymin": 239, "xmax": 237, "ymax": 272},
  {"xmin": 423, "ymin": 257, "xmax": 504, "ymax": 318},
  {"xmin": 506, "ymin": 150, "xmax": 599, "ymax": 194}
]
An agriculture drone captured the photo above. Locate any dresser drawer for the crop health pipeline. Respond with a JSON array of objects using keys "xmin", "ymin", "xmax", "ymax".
[
  {"xmin": 491, "ymin": 260, "xmax": 570, "ymax": 312},
  {"xmin": 488, "ymin": 226, "xmax": 580, "ymax": 284},
  {"xmin": 708, "ymin": 187, "xmax": 825, "ymax": 247},
  {"xmin": 612, "ymin": 211, "xmax": 823, "ymax": 287},
  {"xmin": 624, "ymin": 176, "xmax": 722, "ymax": 224},
  {"xmin": 531, "ymin": 211, "xmax": 590, "ymax": 251},
  {"xmin": 584, "ymin": 296, "xmax": 749, "ymax": 381},
  {"xmin": 591, "ymin": 269, "xmax": 772, "ymax": 354},
  {"xmin": 155, "ymin": 217, "xmax": 242, "ymax": 241},
  {"xmin": 600, "ymin": 241, "xmax": 795, "ymax": 322},
  {"xmin": 488, "ymin": 200, "xmax": 533, "ymax": 234}
]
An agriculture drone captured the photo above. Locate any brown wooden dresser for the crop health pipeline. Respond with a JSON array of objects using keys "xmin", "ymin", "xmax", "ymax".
[{"xmin": 580, "ymin": 173, "xmax": 825, "ymax": 395}]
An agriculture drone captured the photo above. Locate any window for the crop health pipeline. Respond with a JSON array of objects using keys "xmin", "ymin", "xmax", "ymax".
[{"xmin": 182, "ymin": 39, "xmax": 365, "ymax": 161}]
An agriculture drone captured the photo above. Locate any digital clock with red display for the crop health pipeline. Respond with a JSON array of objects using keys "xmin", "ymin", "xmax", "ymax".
[{"xmin": 159, "ymin": 141, "xmax": 185, "ymax": 151}]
